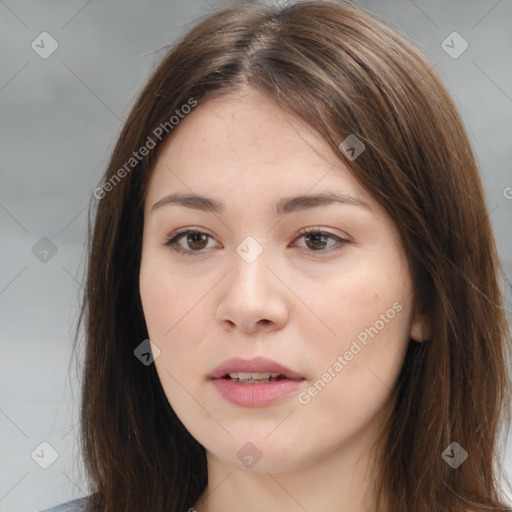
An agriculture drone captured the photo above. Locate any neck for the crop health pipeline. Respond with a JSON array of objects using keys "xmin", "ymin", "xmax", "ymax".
[{"xmin": 193, "ymin": 432, "xmax": 386, "ymax": 512}]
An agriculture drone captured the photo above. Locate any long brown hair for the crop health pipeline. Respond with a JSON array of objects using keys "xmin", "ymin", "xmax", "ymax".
[{"xmin": 75, "ymin": 2, "xmax": 512, "ymax": 511}]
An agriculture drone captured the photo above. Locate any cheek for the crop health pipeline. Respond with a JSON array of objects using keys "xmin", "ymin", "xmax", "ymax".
[
  {"xmin": 139, "ymin": 254, "xmax": 219, "ymax": 413},
  {"xmin": 296, "ymin": 253, "xmax": 411, "ymax": 345},
  {"xmin": 296, "ymin": 257, "xmax": 413, "ymax": 405},
  {"xmin": 139, "ymin": 262, "xmax": 211, "ymax": 424},
  {"xmin": 139, "ymin": 252, "xmax": 214, "ymax": 343}
]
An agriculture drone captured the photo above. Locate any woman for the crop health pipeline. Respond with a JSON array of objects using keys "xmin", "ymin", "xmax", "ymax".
[{"xmin": 41, "ymin": 1, "xmax": 511, "ymax": 511}]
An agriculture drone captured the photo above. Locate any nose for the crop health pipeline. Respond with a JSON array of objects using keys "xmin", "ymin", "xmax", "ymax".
[{"xmin": 216, "ymin": 243, "xmax": 289, "ymax": 335}]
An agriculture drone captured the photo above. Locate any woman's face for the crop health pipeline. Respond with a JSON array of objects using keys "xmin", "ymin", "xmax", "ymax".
[{"xmin": 139, "ymin": 89, "xmax": 426, "ymax": 474}]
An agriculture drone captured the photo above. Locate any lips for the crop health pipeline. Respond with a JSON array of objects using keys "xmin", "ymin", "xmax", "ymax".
[
  {"xmin": 209, "ymin": 356, "xmax": 304, "ymax": 381},
  {"xmin": 209, "ymin": 357, "xmax": 305, "ymax": 407}
]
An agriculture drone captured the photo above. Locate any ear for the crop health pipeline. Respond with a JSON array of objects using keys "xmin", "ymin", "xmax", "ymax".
[{"xmin": 410, "ymin": 303, "xmax": 430, "ymax": 343}]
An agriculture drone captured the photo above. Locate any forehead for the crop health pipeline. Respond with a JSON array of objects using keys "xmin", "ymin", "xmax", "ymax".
[{"xmin": 145, "ymin": 90, "xmax": 374, "ymax": 212}]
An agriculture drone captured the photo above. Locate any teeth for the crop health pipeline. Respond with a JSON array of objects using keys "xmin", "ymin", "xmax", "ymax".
[{"xmin": 229, "ymin": 371, "xmax": 281, "ymax": 380}]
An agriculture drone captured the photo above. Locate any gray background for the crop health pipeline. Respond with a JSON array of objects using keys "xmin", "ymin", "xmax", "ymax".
[{"xmin": 1, "ymin": 1, "xmax": 511, "ymax": 511}]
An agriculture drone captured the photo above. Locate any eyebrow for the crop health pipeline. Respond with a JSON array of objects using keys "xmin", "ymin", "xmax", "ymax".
[{"xmin": 151, "ymin": 191, "xmax": 371, "ymax": 215}]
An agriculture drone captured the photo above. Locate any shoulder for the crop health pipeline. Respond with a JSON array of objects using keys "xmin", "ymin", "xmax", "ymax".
[{"xmin": 38, "ymin": 496, "xmax": 91, "ymax": 512}]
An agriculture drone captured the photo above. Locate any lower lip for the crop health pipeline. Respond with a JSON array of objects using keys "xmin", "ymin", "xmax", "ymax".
[{"xmin": 211, "ymin": 377, "xmax": 304, "ymax": 407}]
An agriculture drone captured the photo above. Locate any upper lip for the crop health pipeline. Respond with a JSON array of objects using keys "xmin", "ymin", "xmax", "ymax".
[{"xmin": 210, "ymin": 357, "xmax": 304, "ymax": 380}]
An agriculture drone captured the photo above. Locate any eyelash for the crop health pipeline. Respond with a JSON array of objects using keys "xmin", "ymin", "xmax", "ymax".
[{"xmin": 163, "ymin": 227, "xmax": 349, "ymax": 257}]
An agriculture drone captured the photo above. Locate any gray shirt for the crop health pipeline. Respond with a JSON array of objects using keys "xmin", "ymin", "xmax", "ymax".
[{"xmin": 38, "ymin": 496, "xmax": 90, "ymax": 512}]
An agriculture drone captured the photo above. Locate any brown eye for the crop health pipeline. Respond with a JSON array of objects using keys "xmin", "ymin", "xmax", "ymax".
[
  {"xmin": 186, "ymin": 232, "xmax": 209, "ymax": 250},
  {"xmin": 304, "ymin": 232, "xmax": 329, "ymax": 250},
  {"xmin": 164, "ymin": 229, "xmax": 219, "ymax": 255},
  {"xmin": 294, "ymin": 228, "xmax": 349, "ymax": 254}
]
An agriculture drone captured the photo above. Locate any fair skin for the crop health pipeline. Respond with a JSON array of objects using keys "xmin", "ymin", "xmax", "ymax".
[{"xmin": 139, "ymin": 88, "xmax": 428, "ymax": 512}]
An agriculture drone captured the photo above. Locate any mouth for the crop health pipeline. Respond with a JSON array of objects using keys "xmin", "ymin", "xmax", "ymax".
[
  {"xmin": 209, "ymin": 357, "xmax": 305, "ymax": 407},
  {"xmin": 222, "ymin": 371, "xmax": 289, "ymax": 384},
  {"xmin": 210, "ymin": 356, "xmax": 304, "ymax": 382}
]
